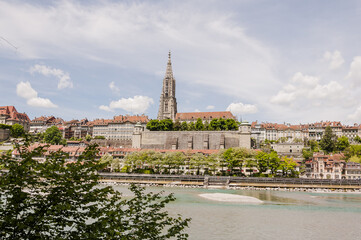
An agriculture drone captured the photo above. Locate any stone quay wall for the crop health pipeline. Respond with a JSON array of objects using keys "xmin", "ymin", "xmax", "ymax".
[{"xmin": 0, "ymin": 129, "xmax": 10, "ymax": 142}]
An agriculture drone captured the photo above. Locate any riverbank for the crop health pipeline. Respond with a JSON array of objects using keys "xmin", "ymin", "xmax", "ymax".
[
  {"xmin": 99, "ymin": 180, "xmax": 361, "ymax": 193},
  {"xmin": 98, "ymin": 173, "xmax": 361, "ymax": 192}
]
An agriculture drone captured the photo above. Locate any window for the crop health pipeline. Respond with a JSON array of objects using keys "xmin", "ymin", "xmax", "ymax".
[{"xmin": 165, "ymin": 102, "xmax": 168, "ymax": 111}]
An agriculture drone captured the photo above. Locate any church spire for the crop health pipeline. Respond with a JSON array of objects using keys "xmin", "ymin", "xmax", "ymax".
[
  {"xmin": 157, "ymin": 51, "xmax": 177, "ymax": 121},
  {"xmin": 165, "ymin": 50, "xmax": 173, "ymax": 78}
]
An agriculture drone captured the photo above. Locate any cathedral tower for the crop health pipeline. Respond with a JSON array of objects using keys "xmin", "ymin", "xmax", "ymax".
[{"xmin": 157, "ymin": 51, "xmax": 177, "ymax": 121}]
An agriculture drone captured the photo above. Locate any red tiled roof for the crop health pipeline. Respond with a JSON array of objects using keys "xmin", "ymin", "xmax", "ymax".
[
  {"xmin": 90, "ymin": 115, "xmax": 149, "ymax": 126},
  {"xmin": 175, "ymin": 111, "xmax": 235, "ymax": 120},
  {"xmin": 0, "ymin": 106, "xmax": 30, "ymax": 122}
]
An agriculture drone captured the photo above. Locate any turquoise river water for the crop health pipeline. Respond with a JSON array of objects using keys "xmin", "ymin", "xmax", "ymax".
[{"xmin": 110, "ymin": 185, "xmax": 361, "ymax": 240}]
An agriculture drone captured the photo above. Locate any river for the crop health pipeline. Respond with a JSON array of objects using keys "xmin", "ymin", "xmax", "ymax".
[{"xmin": 110, "ymin": 185, "xmax": 361, "ymax": 240}]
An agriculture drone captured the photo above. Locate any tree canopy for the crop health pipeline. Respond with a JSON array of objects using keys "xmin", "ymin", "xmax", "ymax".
[
  {"xmin": 146, "ymin": 118, "xmax": 239, "ymax": 131},
  {"xmin": 319, "ymin": 126, "xmax": 337, "ymax": 153},
  {"xmin": 10, "ymin": 124, "xmax": 25, "ymax": 138},
  {"xmin": 44, "ymin": 126, "xmax": 63, "ymax": 145},
  {"xmin": 0, "ymin": 142, "xmax": 190, "ymax": 239}
]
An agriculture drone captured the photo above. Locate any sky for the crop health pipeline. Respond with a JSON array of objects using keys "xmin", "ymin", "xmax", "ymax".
[{"xmin": 1, "ymin": 0, "xmax": 361, "ymax": 125}]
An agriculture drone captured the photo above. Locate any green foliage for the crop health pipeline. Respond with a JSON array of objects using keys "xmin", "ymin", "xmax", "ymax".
[
  {"xmin": 0, "ymin": 142, "xmax": 190, "ymax": 239},
  {"xmin": 160, "ymin": 119, "xmax": 174, "ymax": 131},
  {"xmin": 349, "ymin": 155, "xmax": 361, "ymax": 163},
  {"xmin": 69, "ymin": 137, "xmax": 82, "ymax": 141},
  {"xmin": 180, "ymin": 122, "xmax": 188, "ymax": 131},
  {"xmin": 293, "ymin": 138, "xmax": 303, "ymax": 143},
  {"xmin": 308, "ymin": 140, "xmax": 319, "ymax": 152},
  {"xmin": 0, "ymin": 124, "xmax": 11, "ymax": 130},
  {"xmin": 336, "ymin": 136, "xmax": 350, "ymax": 151},
  {"xmin": 221, "ymin": 148, "xmax": 255, "ymax": 176},
  {"xmin": 225, "ymin": 119, "xmax": 238, "ymax": 130},
  {"xmin": 354, "ymin": 135, "xmax": 361, "ymax": 143},
  {"xmin": 277, "ymin": 137, "xmax": 288, "ymax": 143},
  {"xmin": 85, "ymin": 134, "xmax": 92, "ymax": 141},
  {"xmin": 344, "ymin": 144, "xmax": 361, "ymax": 159},
  {"xmin": 146, "ymin": 119, "xmax": 160, "ymax": 131},
  {"xmin": 188, "ymin": 122, "xmax": 195, "ymax": 131},
  {"xmin": 34, "ymin": 132, "xmax": 45, "ymax": 143},
  {"xmin": 44, "ymin": 126, "xmax": 63, "ymax": 145},
  {"xmin": 173, "ymin": 120, "xmax": 181, "ymax": 131},
  {"xmin": 319, "ymin": 126, "xmax": 337, "ymax": 153},
  {"xmin": 302, "ymin": 148, "xmax": 313, "ymax": 160},
  {"xmin": 195, "ymin": 118, "xmax": 204, "ymax": 131},
  {"xmin": 94, "ymin": 136, "xmax": 106, "ymax": 139},
  {"xmin": 146, "ymin": 119, "xmax": 174, "ymax": 131},
  {"xmin": 279, "ymin": 156, "xmax": 298, "ymax": 177},
  {"xmin": 146, "ymin": 118, "xmax": 238, "ymax": 131},
  {"xmin": 10, "ymin": 124, "xmax": 25, "ymax": 138}
]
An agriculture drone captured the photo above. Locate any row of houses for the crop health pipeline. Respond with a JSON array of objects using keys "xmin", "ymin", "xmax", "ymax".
[
  {"xmin": 3, "ymin": 105, "xmax": 361, "ymax": 146},
  {"xmin": 12, "ymin": 143, "xmax": 219, "ymax": 161},
  {"xmin": 252, "ymin": 121, "xmax": 361, "ymax": 145},
  {"xmin": 304, "ymin": 153, "xmax": 361, "ymax": 180}
]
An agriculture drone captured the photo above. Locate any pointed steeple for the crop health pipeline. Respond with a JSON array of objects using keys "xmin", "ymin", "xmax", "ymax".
[
  {"xmin": 165, "ymin": 50, "xmax": 174, "ymax": 78},
  {"xmin": 158, "ymin": 51, "xmax": 177, "ymax": 120}
]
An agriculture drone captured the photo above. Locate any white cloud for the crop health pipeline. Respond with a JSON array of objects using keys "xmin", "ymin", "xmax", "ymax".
[
  {"xmin": 347, "ymin": 56, "xmax": 361, "ymax": 86},
  {"xmin": 100, "ymin": 95, "xmax": 154, "ymax": 114},
  {"xmin": 16, "ymin": 81, "xmax": 57, "ymax": 108},
  {"xmin": 226, "ymin": 102, "xmax": 258, "ymax": 115},
  {"xmin": 323, "ymin": 50, "xmax": 344, "ymax": 70},
  {"xmin": 30, "ymin": 64, "xmax": 73, "ymax": 89},
  {"xmin": 99, "ymin": 105, "xmax": 114, "ymax": 112},
  {"xmin": 271, "ymin": 72, "xmax": 345, "ymax": 107},
  {"xmin": 206, "ymin": 105, "xmax": 215, "ymax": 110},
  {"xmin": 194, "ymin": 109, "xmax": 200, "ymax": 112},
  {"xmin": 348, "ymin": 105, "xmax": 361, "ymax": 121},
  {"xmin": 16, "ymin": 81, "xmax": 37, "ymax": 99},
  {"xmin": 0, "ymin": 1, "xmax": 276, "ymax": 101},
  {"xmin": 109, "ymin": 81, "xmax": 120, "ymax": 94}
]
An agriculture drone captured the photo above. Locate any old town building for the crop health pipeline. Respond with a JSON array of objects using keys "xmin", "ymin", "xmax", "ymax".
[
  {"xmin": 92, "ymin": 115, "xmax": 149, "ymax": 141},
  {"xmin": 30, "ymin": 116, "xmax": 64, "ymax": 133},
  {"xmin": 0, "ymin": 106, "xmax": 30, "ymax": 131}
]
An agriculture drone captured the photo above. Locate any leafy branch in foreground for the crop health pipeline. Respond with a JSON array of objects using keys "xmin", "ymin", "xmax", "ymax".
[{"xmin": 0, "ymin": 141, "xmax": 190, "ymax": 239}]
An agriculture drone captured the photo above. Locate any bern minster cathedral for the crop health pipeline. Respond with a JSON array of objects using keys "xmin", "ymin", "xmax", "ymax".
[{"xmin": 132, "ymin": 52, "xmax": 251, "ymax": 150}]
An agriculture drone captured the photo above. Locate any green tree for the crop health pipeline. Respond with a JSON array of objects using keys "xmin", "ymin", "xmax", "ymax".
[
  {"xmin": 159, "ymin": 119, "xmax": 174, "ymax": 131},
  {"xmin": 44, "ymin": 126, "xmax": 63, "ymax": 145},
  {"xmin": 0, "ymin": 142, "xmax": 190, "ymax": 239},
  {"xmin": 0, "ymin": 124, "xmax": 11, "ymax": 130},
  {"xmin": 195, "ymin": 118, "xmax": 204, "ymax": 131},
  {"xmin": 307, "ymin": 139, "xmax": 319, "ymax": 152},
  {"xmin": 354, "ymin": 135, "xmax": 361, "ymax": 143},
  {"xmin": 336, "ymin": 136, "xmax": 350, "ymax": 151},
  {"xmin": 94, "ymin": 136, "xmax": 105, "ymax": 139},
  {"xmin": 85, "ymin": 134, "xmax": 92, "ymax": 141},
  {"xmin": 180, "ymin": 121, "xmax": 188, "ymax": 131},
  {"xmin": 10, "ymin": 124, "xmax": 25, "ymax": 138},
  {"xmin": 218, "ymin": 118, "xmax": 227, "ymax": 130},
  {"xmin": 203, "ymin": 121, "xmax": 210, "ymax": 131},
  {"xmin": 225, "ymin": 119, "xmax": 238, "ymax": 131},
  {"xmin": 209, "ymin": 119, "xmax": 219, "ymax": 130},
  {"xmin": 349, "ymin": 155, "xmax": 361, "ymax": 163},
  {"xmin": 254, "ymin": 151, "xmax": 270, "ymax": 176},
  {"xmin": 146, "ymin": 119, "xmax": 160, "ymax": 131},
  {"xmin": 268, "ymin": 151, "xmax": 281, "ymax": 176},
  {"xmin": 279, "ymin": 156, "xmax": 298, "ymax": 177},
  {"xmin": 302, "ymin": 148, "xmax": 313, "ymax": 160},
  {"xmin": 173, "ymin": 120, "xmax": 181, "ymax": 131},
  {"xmin": 319, "ymin": 126, "xmax": 336, "ymax": 153},
  {"xmin": 188, "ymin": 122, "xmax": 195, "ymax": 131}
]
